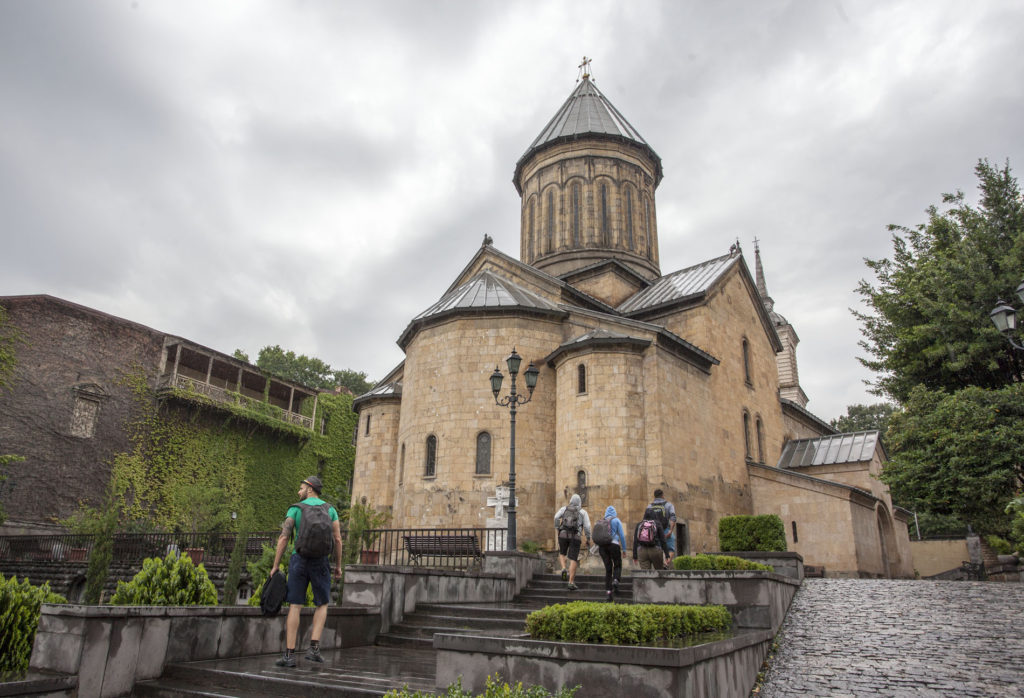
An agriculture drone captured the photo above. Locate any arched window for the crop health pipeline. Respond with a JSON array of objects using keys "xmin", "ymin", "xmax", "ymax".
[
  {"xmin": 425, "ymin": 435, "xmax": 437, "ymax": 477},
  {"xmin": 528, "ymin": 198, "xmax": 537, "ymax": 256},
  {"xmin": 791, "ymin": 521, "xmax": 799, "ymax": 543},
  {"xmin": 742, "ymin": 338, "xmax": 752, "ymax": 386},
  {"xmin": 546, "ymin": 190, "xmax": 555, "ymax": 251},
  {"xmin": 644, "ymin": 199, "xmax": 652, "ymax": 259},
  {"xmin": 756, "ymin": 417, "xmax": 765, "ymax": 464},
  {"xmin": 365, "ymin": 414, "xmax": 371, "ymax": 436},
  {"xmin": 624, "ymin": 188, "xmax": 635, "ymax": 249},
  {"xmin": 398, "ymin": 443, "xmax": 406, "ymax": 485},
  {"xmin": 571, "ymin": 182, "xmax": 581, "ymax": 246},
  {"xmin": 577, "ymin": 364, "xmax": 587, "ymax": 394},
  {"xmin": 742, "ymin": 411, "xmax": 752, "ymax": 460},
  {"xmin": 600, "ymin": 182, "xmax": 610, "ymax": 246},
  {"xmin": 475, "ymin": 432, "xmax": 491, "ymax": 475}
]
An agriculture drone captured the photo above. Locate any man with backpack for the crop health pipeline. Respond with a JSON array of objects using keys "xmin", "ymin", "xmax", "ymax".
[
  {"xmin": 648, "ymin": 488, "xmax": 678, "ymax": 561},
  {"xmin": 632, "ymin": 506, "xmax": 670, "ymax": 570},
  {"xmin": 593, "ymin": 505, "xmax": 627, "ymax": 602},
  {"xmin": 270, "ymin": 475, "xmax": 344, "ymax": 668},
  {"xmin": 553, "ymin": 493, "xmax": 591, "ymax": 590}
]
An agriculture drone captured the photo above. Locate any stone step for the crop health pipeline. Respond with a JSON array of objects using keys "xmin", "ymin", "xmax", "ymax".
[
  {"xmin": 414, "ymin": 602, "xmax": 535, "ymax": 620},
  {"xmin": 399, "ymin": 613, "xmax": 526, "ymax": 631}
]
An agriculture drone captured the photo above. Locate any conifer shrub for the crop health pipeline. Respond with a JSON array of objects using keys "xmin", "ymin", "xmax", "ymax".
[
  {"xmin": 110, "ymin": 551, "xmax": 217, "ymax": 605},
  {"xmin": 0, "ymin": 576, "xmax": 66, "ymax": 674},
  {"xmin": 525, "ymin": 601, "xmax": 731, "ymax": 646},
  {"xmin": 672, "ymin": 554, "xmax": 773, "ymax": 572},
  {"xmin": 385, "ymin": 675, "xmax": 578, "ymax": 697},
  {"xmin": 718, "ymin": 514, "xmax": 787, "ymax": 552}
]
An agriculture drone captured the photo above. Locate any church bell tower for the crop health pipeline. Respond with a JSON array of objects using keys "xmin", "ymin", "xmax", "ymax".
[{"xmin": 514, "ymin": 60, "xmax": 664, "ymax": 282}]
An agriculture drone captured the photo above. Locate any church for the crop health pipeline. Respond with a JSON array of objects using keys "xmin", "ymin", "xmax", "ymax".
[{"xmin": 350, "ymin": 68, "xmax": 913, "ymax": 578}]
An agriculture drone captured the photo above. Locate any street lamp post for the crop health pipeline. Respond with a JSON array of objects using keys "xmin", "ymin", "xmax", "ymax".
[
  {"xmin": 989, "ymin": 279, "xmax": 1024, "ymax": 352},
  {"xmin": 490, "ymin": 348, "xmax": 539, "ymax": 552}
]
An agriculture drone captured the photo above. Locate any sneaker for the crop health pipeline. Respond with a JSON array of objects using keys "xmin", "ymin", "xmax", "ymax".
[
  {"xmin": 275, "ymin": 652, "xmax": 297, "ymax": 668},
  {"xmin": 567, "ymin": 582, "xmax": 578, "ymax": 591},
  {"xmin": 606, "ymin": 590, "xmax": 613, "ymax": 603},
  {"xmin": 612, "ymin": 579, "xmax": 620, "ymax": 596},
  {"xmin": 304, "ymin": 645, "xmax": 324, "ymax": 663},
  {"xmin": 560, "ymin": 568, "xmax": 568, "ymax": 582}
]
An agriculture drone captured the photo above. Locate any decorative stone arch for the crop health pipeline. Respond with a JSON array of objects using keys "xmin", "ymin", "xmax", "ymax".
[
  {"xmin": 593, "ymin": 175, "xmax": 617, "ymax": 247},
  {"xmin": 875, "ymin": 503, "xmax": 899, "ymax": 578},
  {"xmin": 542, "ymin": 184, "xmax": 560, "ymax": 253},
  {"xmin": 620, "ymin": 182, "xmax": 637, "ymax": 251},
  {"xmin": 566, "ymin": 176, "xmax": 586, "ymax": 247}
]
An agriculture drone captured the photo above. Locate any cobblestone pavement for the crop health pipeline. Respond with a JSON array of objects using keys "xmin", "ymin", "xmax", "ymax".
[{"xmin": 756, "ymin": 579, "xmax": 1024, "ymax": 697}]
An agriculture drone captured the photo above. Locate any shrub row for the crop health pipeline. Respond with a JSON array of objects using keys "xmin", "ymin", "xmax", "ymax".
[
  {"xmin": 0, "ymin": 575, "xmax": 66, "ymax": 674},
  {"xmin": 718, "ymin": 514, "xmax": 787, "ymax": 552},
  {"xmin": 525, "ymin": 601, "xmax": 731, "ymax": 646},
  {"xmin": 386, "ymin": 675, "xmax": 578, "ymax": 698},
  {"xmin": 110, "ymin": 551, "xmax": 217, "ymax": 606},
  {"xmin": 671, "ymin": 554, "xmax": 773, "ymax": 572}
]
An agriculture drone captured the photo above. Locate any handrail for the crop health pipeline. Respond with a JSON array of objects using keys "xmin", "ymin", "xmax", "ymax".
[{"xmin": 352, "ymin": 526, "xmax": 507, "ymax": 569}]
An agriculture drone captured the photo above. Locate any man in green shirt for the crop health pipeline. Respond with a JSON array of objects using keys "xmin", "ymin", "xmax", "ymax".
[{"xmin": 271, "ymin": 475, "xmax": 344, "ymax": 667}]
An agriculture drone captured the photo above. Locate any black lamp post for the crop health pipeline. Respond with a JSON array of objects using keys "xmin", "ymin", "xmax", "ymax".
[
  {"xmin": 989, "ymin": 279, "xmax": 1024, "ymax": 352},
  {"xmin": 490, "ymin": 348, "xmax": 539, "ymax": 551}
]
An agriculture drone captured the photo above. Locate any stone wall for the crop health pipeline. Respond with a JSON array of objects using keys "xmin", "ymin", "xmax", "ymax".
[{"xmin": 910, "ymin": 538, "xmax": 970, "ymax": 577}]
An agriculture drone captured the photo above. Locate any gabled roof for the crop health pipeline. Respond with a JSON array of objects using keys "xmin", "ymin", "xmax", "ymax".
[
  {"xmin": 777, "ymin": 431, "xmax": 883, "ymax": 469},
  {"xmin": 397, "ymin": 269, "xmax": 567, "ymax": 349},
  {"xmin": 515, "ymin": 77, "xmax": 663, "ymax": 190},
  {"xmin": 617, "ymin": 253, "xmax": 736, "ymax": 314}
]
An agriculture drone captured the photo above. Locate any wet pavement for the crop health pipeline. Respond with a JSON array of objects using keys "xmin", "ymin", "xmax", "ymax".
[{"xmin": 757, "ymin": 579, "xmax": 1024, "ymax": 697}]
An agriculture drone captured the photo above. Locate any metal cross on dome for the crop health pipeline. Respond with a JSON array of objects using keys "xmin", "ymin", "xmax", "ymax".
[{"xmin": 577, "ymin": 55, "xmax": 592, "ymax": 81}]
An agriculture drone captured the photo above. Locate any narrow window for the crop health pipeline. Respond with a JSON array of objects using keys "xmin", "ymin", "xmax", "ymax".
[
  {"xmin": 70, "ymin": 395, "xmax": 100, "ymax": 438},
  {"xmin": 756, "ymin": 417, "xmax": 765, "ymax": 464},
  {"xmin": 425, "ymin": 435, "xmax": 437, "ymax": 477},
  {"xmin": 600, "ymin": 183, "xmax": 610, "ymax": 245},
  {"xmin": 644, "ymin": 199, "xmax": 652, "ymax": 258},
  {"xmin": 546, "ymin": 190, "xmax": 555, "ymax": 251},
  {"xmin": 792, "ymin": 521, "xmax": 799, "ymax": 543},
  {"xmin": 529, "ymin": 199, "xmax": 536, "ymax": 255},
  {"xmin": 743, "ymin": 411, "xmax": 752, "ymax": 460},
  {"xmin": 571, "ymin": 182, "xmax": 581, "ymax": 246},
  {"xmin": 320, "ymin": 414, "xmax": 329, "ymax": 436},
  {"xmin": 365, "ymin": 413, "xmax": 371, "ymax": 436},
  {"xmin": 742, "ymin": 339, "xmax": 752, "ymax": 386},
  {"xmin": 577, "ymin": 364, "xmax": 587, "ymax": 394},
  {"xmin": 475, "ymin": 432, "xmax": 491, "ymax": 475},
  {"xmin": 625, "ymin": 189, "xmax": 634, "ymax": 248},
  {"xmin": 399, "ymin": 443, "xmax": 406, "ymax": 485}
]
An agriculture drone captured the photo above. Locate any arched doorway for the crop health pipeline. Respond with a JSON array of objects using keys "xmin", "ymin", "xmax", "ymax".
[{"xmin": 876, "ymin": 505, "xmax": 898, "ymax": 578}]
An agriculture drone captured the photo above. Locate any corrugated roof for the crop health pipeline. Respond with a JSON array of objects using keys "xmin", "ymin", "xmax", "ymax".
[
  {"xmin": 777, "ymin": 431, "xmax": 881, "ymax": 468},
  {"xmin": 412, "ymin": 270, "xmax": 561, "ymax": 322},
  {"xmin": 618, "ymin": 253, "xmax": 737, "ymax": 314},
  {"xmin": 352, "ymin": 380, "xmax": 402, "ymax": 408}
]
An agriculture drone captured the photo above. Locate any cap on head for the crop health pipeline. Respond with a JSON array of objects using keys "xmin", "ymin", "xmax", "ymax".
[
  {"xmin": 303, "ymin": 476, "xmax": 323, "ymax": 495},
  {"xmin": 653, "ymin": 488, "xmax": 663, "ymax": 498}
]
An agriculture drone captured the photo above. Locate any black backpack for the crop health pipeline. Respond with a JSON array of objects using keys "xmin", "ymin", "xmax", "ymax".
[
  {"xmin": 592, "ymin": 517, "xmax": 613, "ymax": 546},
  {"xmin": 259, "ymin": 571, "xmax": 287, "ymax": 615},
  {"xmin": 294, "ymin": 502, "xmax": 334, "ymax": 558},
  {"xmin": 558, "ymin": 505, "xmax": 581, "ymax": 538},
  {"xmin": 648, "ymin": 502, "xmax": 670, "ymax": 531}
]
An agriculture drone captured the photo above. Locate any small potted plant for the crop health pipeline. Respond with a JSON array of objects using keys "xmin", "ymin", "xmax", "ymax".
[{"xmin": 342, "ymin": 501, "xmax": 391, "ymax": 565}]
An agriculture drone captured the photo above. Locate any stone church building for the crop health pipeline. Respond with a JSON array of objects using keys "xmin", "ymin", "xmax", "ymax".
[{"xmin": 350, "ymin": 74, "xmax": 913, "ymax": 578}]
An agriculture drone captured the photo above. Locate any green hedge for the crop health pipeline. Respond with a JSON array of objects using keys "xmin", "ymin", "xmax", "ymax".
[
  {"xmin": 385, "ymin": 675, "xmax": 577, "ymax": 698},
  {"xmin": 0, "ymin": 576, "xmax": 66, "ymax": 674},
  {"xmin": 110, "ymin": 551, "xmax": 217, "ymax": 605},
  {"xmin": 525, "ymin": 602, "xmax": 731, "ymax": 646},
  {"xmin": 718, "ymin": 514, "xmax": 787, "ymax": 552},
  {"xmin": 672, "ymin": 554, "xmax": 773, "ymax": 572}
]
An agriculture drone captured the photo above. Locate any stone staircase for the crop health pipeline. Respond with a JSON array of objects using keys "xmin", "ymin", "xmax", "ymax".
[{"xmin": 132, "ymin": 573, "xmax": 631, "ymax": 697}]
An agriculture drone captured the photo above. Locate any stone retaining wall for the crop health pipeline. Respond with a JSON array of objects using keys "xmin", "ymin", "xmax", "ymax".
[{"xmin": 29, "ymin": 604, "xmax": 378, "ymax": 698}]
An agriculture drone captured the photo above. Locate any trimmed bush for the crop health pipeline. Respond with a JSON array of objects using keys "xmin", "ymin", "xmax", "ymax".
[
  {"xmin": 385, "ymin": 675, "xmax": 578, "ymax": 697},
  {"xmin": 525, "ymin": 601, "xmax": 731, "ymax": 646},
  {"xmin": 718, "ymin": 514, "xmax": 787, "ymax": 552},
  {"xmin": 0, "ymin": 575, "xmax": 66, "ymax": 674},
  {"xmin": 110, "ymin": 551, "xmax": 217, "ymax": 605},
  {"xmin": 672, "ymin": 554, "xmax": 773, "ymax": 572}
]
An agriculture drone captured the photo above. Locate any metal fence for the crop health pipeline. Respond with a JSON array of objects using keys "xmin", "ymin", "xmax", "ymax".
[
  {"xmin": 354, "ymin": 526, "xmax": 507, "ymax": 569},
  {"xmin": 0, "ymin": 526, "xmax": 509, "ymax": 570}
]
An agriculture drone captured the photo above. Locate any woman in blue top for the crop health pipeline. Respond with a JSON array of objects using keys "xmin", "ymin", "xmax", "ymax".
[{"xmin": 595, "ymin": 505, "xmax": 627, "ymax": 601}]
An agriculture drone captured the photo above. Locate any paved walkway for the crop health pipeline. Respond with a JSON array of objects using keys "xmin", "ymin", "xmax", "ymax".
[{"xmin": 757, "ymin": 579, "xmax": 1024, "ymax": 697}]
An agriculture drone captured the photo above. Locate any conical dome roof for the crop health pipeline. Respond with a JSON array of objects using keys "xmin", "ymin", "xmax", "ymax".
[{"xmin": 514, "ymin": 77, "xmax": 662, "ymax": 190}]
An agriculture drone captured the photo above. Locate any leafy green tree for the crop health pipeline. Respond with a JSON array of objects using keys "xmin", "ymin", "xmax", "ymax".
[
  {"xmin": 881, "ymin": 384, "xmax": 1024, "ymax": 536},
  {"xmin": 332, "ymin": 368, "xmax": 374, "ymax": 395},
  {"xmin": 854, "ymin": 159, "xmax": 1024, "ymax": 404},
  {"xmin": 255, "ymin": 344, "xmax": 374, "ymax": 393},
  {"xmin": 830, "ymin": 402, "xmax": 895, "ymax": 434},
  {"xmin": 232, "ymin": 348, "xmax": 250, "ymax": 363}
]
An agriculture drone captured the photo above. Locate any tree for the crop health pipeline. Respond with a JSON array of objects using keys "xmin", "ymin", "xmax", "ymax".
[
  {"xmin": 854, "ymin": 159, "xmax": 1024, "ymax": 404},
  {"xmin": 254, "ymin": 344, "xmax": 374, "ymax": 393},
  {"xmin": 232, "ymin": 348, "xmax": 250, "ymax": 363},
  {"xmin": 881, "ymin": 384, "xmax": 1024, "ymax": 536},
  {"xmin": 830, "ymin": 402, "xmax": 895, "ymax": 435},
  {"xmin": 332, "ymin": 368, "xmax": 374, "ymax": 395}
]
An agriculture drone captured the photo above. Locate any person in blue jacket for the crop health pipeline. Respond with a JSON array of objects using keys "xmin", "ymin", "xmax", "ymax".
[{"xmin": 595, "ymin": 505, "xmax": 627, "ymax": 601}]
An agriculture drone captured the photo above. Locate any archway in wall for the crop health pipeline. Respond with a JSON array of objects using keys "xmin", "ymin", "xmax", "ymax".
[{"xmin": 876, "ymin": 505, "xmax": 898, "ymax": 578}]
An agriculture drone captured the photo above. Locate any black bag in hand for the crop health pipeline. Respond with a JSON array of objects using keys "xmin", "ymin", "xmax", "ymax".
[{"xmin": 260, "ymin": 571, "xmax": 287, "ymax": 615}]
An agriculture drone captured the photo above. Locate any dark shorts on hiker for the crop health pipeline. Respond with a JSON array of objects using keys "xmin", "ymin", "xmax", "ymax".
[
  {"xmin": 287, "ymin": 553, "xmax": 331, "ymax": 606},
  {"xmin": 558, "ymin": 535, "xmax": 581, "ymax": 561}
]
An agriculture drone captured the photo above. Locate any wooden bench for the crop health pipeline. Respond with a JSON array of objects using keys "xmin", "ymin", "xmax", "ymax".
[{"xmin": 403, "ymin": 534, "xmax": 482, "ymax": 565}]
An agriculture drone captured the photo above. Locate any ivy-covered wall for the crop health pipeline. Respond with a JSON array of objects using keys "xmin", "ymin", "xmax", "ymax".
[{"xmin": 111, "ymin": 372, "xmax": 356, "ymax": 532}]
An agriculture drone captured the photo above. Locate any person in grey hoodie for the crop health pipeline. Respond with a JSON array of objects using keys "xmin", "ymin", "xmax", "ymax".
[
  {"xmin": 595, "ymin": 505, "xmax": 627, "ymax": 601},
  {"xmin": 554, "ymin": 493, "xmax": 591, "ymax": 590}
]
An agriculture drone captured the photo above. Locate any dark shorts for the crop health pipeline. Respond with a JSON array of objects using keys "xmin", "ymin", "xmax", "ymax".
[
  {"xmin": 558, "ymin": 534, "xmax": 581, "ymax": 561},
  {"xmin": 287, "ymin": 553, "xmax": 331, "ymax": 607}
]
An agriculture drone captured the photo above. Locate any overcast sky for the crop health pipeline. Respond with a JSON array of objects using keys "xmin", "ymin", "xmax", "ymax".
[{"xmin": 2, "ymin": 1, "xmax": 1022, "ymax": 422}]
